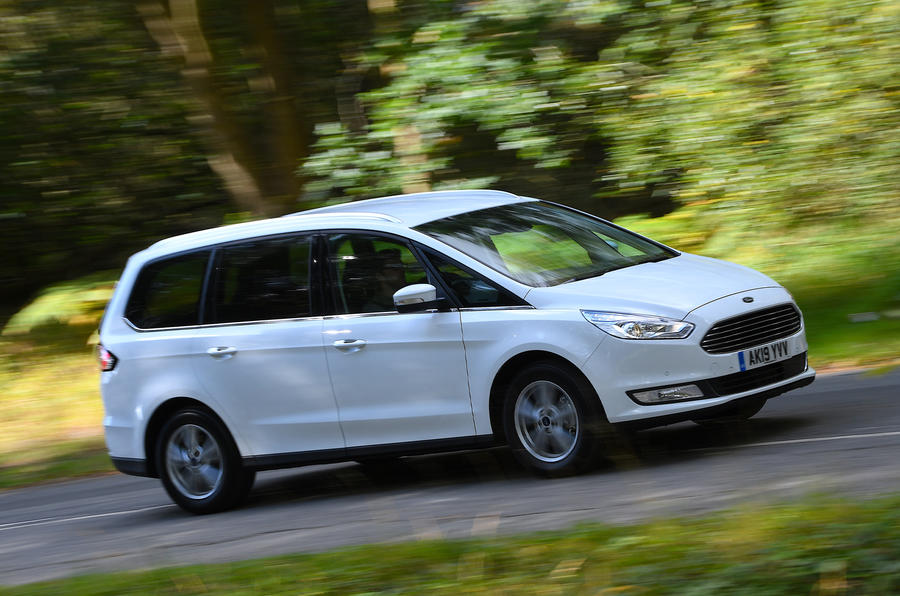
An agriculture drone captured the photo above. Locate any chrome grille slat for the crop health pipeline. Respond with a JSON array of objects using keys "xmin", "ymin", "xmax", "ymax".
[
  {"xmin": 702, "ymin": 310, "xmax": 799, "ymax": 337},
  {"xmin": 701, "ymin": 303, "xmax": 802, "ymax": 354},
  {"xmin": 707, "ymin": 303, "xmax": 796, "ymax": 324},
  {"xmin": 702, "ymin": 306, "xmax": 797, "ymax": 333},
  {"xmin": 705, "ymin": 314, "xmax": 799, "ymax": 336},
  {"xmin": 703, "ymin": 316, "xmax": 800, "ymax": 340}
]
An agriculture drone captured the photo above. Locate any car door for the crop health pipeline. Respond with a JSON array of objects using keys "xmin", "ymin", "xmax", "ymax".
[
  {"xmin": 191, "ymin": 233, "xmax": 344, "ymax": 457},
  {"xmin": 321, "ymin": 232, "xmax": 475, "ymax": 448}
]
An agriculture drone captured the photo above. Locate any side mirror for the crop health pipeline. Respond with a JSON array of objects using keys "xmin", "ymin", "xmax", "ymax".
[{"xmin": 393, "ymin": 284, "xmax": 449, "ymax": 313}]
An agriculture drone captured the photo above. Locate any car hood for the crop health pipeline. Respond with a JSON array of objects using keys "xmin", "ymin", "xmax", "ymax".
[{"xmin": 523, "ymin": 253, "xmax": 779, "ymax": 320}]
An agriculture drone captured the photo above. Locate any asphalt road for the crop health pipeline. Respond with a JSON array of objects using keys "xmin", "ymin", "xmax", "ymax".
[{"xmin": 2, "ymin": 368, "xmax": 899, "ymax": 586}]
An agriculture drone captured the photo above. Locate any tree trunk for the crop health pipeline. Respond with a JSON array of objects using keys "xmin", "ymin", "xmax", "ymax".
[
  {"xmin": 136, "ymin": 0, "xmax": 273, "ymax": 217},
  {"xmin": 368, "ymin": 0, "xmax": 431, "ymax": 194},
  {"xmin": 244, "ymin": 0, "xmax": 310, "ymax": 211}
]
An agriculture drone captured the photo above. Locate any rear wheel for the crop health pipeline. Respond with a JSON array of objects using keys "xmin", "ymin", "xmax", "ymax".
[
  {"xmin": 156, "ymin": 408, "xmax": 254, "ymax": 514},
  {"xmin": 503, "ymin": 361, "xmax": 606, "ymax": 476}
]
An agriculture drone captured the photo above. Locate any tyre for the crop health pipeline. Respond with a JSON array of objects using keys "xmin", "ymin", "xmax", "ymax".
[
  {"xmin": 502, "ymin": 361, "xmax": 606, "ymax": 476},
  {"xmin": 156, "ymin": 408, "xmax": 254, "ymax": 514},
  {"xmin": 692, "ymin": 397, "xmax": 766, "ymax": 427}
]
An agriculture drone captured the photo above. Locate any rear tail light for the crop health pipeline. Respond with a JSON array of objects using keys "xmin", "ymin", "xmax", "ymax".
[{"xmin": 97, "ymin": 344, "xmax": 118, "ymax": 372}]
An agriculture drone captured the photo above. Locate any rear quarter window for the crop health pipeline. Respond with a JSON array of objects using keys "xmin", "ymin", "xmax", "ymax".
[{"xmin": 125, "ymin": 251, "xmax": 210, "ymax": 329}]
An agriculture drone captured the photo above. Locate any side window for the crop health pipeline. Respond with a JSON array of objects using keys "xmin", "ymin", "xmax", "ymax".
[
  {"xmin": 425, "ymin": 250, "xmax": 521, "ymax": 308},
  {"xmin": 326, "ymin": 233, "xmax": 429, "ymax": 314},
  {"xmin": 211, "ymin": 236, "xmax": 312, "ymax": 323},
  {"xmin": 125, "ymin": 251, "xmax": 210, "ymax": 329}
]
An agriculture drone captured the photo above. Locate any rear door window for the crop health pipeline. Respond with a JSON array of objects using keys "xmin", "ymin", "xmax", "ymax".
[
  {"xmin": 210, "ymin": 235, "xmax": 312, "ymax": 324},
  {"xmin": 125, "ymin": 251, "xmax": 211, "ymax": 329}
]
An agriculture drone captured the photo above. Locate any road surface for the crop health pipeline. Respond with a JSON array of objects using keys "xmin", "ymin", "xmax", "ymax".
[{"xmin": 2, "ymin": 368, "xmax": 899, "ymax": 586}]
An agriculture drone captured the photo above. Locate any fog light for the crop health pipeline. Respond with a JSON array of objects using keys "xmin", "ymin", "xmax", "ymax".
[{"xmin": 631, "ymin": 384, "xmax": 704, "ymax": 405}]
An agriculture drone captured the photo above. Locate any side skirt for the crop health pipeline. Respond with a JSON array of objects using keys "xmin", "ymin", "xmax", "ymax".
[{"xmin": 242, "ymin": 435, "xmax": 498, "ymax": 472}]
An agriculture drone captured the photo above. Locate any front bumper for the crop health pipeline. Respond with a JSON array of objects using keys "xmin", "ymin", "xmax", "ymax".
[
  {"xmin": 620, "ymin": 373, "xmax": 815, "ymax": 430},
  {"xmin": 626, "ymin": 352, "xmax": 809, "ymax": 405},
  {"xmin": 581, "ymin": 287, "xmax": 815, "ymax": 423}
]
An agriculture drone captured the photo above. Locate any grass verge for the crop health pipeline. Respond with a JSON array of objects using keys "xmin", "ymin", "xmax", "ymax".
[
  {"xmin": 0, "ymin": 274, "xmax": 114, "ymax": 489},
  {"xmin": 0, "ymin": 437, "xmax": 111, "ymax": 490},
  {"xmin": 4, "ymin": 494, "xmax": 900, "ymax": 594}
]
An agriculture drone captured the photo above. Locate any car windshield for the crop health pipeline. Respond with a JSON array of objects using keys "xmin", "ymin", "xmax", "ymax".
[{"xmin": 415, "ymin": 201, "xmax": 676, "ymax": 287}]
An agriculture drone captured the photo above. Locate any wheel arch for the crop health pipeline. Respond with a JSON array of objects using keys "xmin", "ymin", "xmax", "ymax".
[
  {"xmin": 143, "ymin": 397, "xmax": 238, "ymax": 478},
  {"xmin": 488, "ymin": 350, "xmax": 606, "ymax": 442}
]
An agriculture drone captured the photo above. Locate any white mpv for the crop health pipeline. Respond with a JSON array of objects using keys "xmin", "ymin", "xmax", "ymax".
[{"xmin": 98, "ymin": 190, "xmax": 815, "ymax": 513}]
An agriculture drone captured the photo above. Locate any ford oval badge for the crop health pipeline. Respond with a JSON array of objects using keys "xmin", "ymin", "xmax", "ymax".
[{"xmin": 743, "ymin": 296, "xmax": 754, "ymax": 303}]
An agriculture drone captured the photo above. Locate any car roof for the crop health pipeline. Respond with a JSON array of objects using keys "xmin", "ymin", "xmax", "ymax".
[
  {"xmin": 142, "ymin": 190, "xmax": 530, "ymax": 259},
  {"xmin": 289, "ymin": 189, "xmax": 527, "ymax": 225}
]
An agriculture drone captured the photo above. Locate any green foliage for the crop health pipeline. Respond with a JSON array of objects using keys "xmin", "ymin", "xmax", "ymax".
[
  {"xmin": 7, "ymin": 495, "xmax": 900, "ymax": 593},
  {"xmin": 301, "ymin": 0, "xmax": 634, "ymax": 208},
  {"xmin": 0, "ymin": 1, "xmax": 226, "ymax": 316},
  {"xmin": 604, "ymin": 0, "xmax": 900, "ymax": 227},
  {"xmin": 3, "ymin": 271, "xmax": 116, "ymax": 336},
  {"xmin": 3, "ymin": 0, "xmax": 897, "ymax": 319},
  {"xmin": 300, "ymin": 0, "xmax": 899, "ymax": 250}
]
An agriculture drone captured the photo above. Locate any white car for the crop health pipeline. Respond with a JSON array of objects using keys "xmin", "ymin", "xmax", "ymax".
[{"xmin": 98, "ymin": 190, "xmax": 815, "ymax": 513}]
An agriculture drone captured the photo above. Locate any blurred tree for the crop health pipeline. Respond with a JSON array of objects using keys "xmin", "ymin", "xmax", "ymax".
[
  {"xmin": 299, "ymin": 0, "xmax": 681, "ymax": 216},
  {"xmin": 0, "ymin": 1, "xmax": 224, "ymax": 320},
  {"xmin": 135, "ymin": 0, "xmax": 356, "ymax": 216},
  {"xmin": 0, "ymin": 0, "xmax": 375, "ymax": 319},
  {"xmin": 600, "ymin": 0, "xmax": 900, "ymax": 249},
  {"xmin": 136, "ymin": 0, "xmax": 272, "ymax": 216},
  {"xmin": 1, "ymin": 0, "xmax": 897, "ymax": 320},
  {"xmin": 300, "ymin": 0, "xmax": 898, "ymax": 236}
]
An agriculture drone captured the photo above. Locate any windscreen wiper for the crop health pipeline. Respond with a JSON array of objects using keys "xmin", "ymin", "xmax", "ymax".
[
  {"xmin": 559, "ymin": 269, "xmax": 613, "ymax": 285},
  {"xmin": 634, "ymin": 254, "xmax": 674, "ymax": 265}
]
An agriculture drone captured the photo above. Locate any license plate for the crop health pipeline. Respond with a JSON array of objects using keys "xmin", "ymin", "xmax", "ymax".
[{"xmin": 738, "ymin": 339, "xmax": 793, "ymax": 371}]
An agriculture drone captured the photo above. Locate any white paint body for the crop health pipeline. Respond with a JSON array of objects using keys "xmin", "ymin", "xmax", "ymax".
[{"xmin": 99, "ymin": 190, "xmax": 815, "ymax": 465}]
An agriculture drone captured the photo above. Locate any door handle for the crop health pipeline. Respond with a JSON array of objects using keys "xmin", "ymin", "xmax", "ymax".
[
  {"xmin": 206, "ymin": 346, "xmax": 237, "ymax": 358},
  {"xmin": 332, "ymin": 339, "xmax": 366, "ymax": 352}
]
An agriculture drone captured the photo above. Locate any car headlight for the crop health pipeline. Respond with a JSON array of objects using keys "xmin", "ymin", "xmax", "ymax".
[{"xmin": 581, "ymin": 310, "xmax": 694, "ymax": 340}]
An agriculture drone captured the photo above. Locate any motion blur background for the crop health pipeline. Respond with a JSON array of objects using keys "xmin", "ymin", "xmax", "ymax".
[{"xmin": 0, "ymin": 0, "xmax": 897, "ymax": 485}]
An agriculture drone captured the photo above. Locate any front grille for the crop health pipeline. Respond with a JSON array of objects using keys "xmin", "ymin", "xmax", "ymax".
[
  {"xmin": 708, "ymin": 352, "xmax": 807, "ymax": 396},
  {"xmin": 700, "ymin": 303, "xmax": 802, "ymax": 354}
]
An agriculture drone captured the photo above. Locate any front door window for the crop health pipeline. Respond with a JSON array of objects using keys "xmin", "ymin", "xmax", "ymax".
[{"xmin": 325, "ymin": 233, "xmax": 430, "ymax": 314}]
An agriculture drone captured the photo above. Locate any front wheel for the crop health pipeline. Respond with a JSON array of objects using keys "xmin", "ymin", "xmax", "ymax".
[
  {"xmin": 503, "ymin": 362, "xmax": 606, "ymax": 477},
  {"xmin": 156, "ymin": 408, "xmax": 254, "ymax": 514}
]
